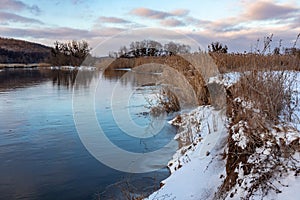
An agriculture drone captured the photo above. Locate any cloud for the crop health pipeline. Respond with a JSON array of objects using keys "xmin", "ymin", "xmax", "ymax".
[
  {"xmin": 0, "ymin": 0, "xmax": 41, "ymax": 15},
  {"xmin": 0, "ymin": 0, "xmax": 27, "ymax": 11},
  {"xmin": 160, "ymin": 18, "xmax": 185, "ymax": 27},
  {"xmin": 184, "ymin": 1, "xmax": 300, "ymax": 34},
  {"xmin": 0, "ymin": 11, "xmax": 43, "ymax": 24},
  {"xmin": 130, "ymin": 8, "xmax": 191, "ymax": 20},
  {"xmin": 130, "ymin": 8, "xmax": 172, "ymax": 19},
  {"xmin": 290, "ymin": 14, "xmax": 300, "ymax": 29},
  {"xmin": 242, "ymin": 0, "xmax": 298, "ymax": 20},
  {"xmin": 187, "ymin": 25, "xmax": 299, "ymax": 53},
  {"xmin": 170, "ymin": 9, "xmax": 190, "ymax": 17},
  {"xmin": 0, "ymin": 26, "xmax": 124, "ymax": 40},
  {"xmin": 97, "ymin": 16, "xmax": 131, "ymax": 24}
]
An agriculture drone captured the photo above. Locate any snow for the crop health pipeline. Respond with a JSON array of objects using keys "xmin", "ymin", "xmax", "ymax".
[
  {"xmin": 146, "ymin": 106, "xmax": 228, "ymax": 200},
  {"xmin": 208, "ymin": 72, "xmax": 240, "ymax": 88},
  {"xmin": 50, "ymin": 66, "xmax": 96, "ymax": 70},
  {"xmin": 227, "ymin": 154, "xmax": 300, "ymax": 200},
  {"xmin": 231, "ymin": 121, "xmax": 249, "ymax": 149},
  {"xmin": 272, "ymin": 126, "xmax": 300, "ymax": 145},
  {"xmin": 269, "ymin": 160, "xmax": 300, "ymax": 200}
]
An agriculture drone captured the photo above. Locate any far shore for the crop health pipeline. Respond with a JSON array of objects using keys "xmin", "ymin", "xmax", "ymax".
[{"xmin": 0, "ymin": 63, "xmax": 51, "ymax": 69}]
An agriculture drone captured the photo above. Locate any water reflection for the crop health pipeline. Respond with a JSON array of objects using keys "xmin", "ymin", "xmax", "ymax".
[
  {"xmin": 103, "ymin": 68, "xmax": 161, "ymax": 88},
  {"xmin": 0, "ymin": 67, "xmax": 163, "ymax": 92},
  {"xmin": 103, "ymin": 69, "xmax": 127, "ymax": 80},
  {"xmin": 46, "ymin": 69, "xmax": 97, "ymax": 90},
  {"xmin": 0, "ymin": 68, "xmax": 98, "ymax": 91},
  {"xmin": 0, "ymin": 69, "xmax": 48, "ymax": 91}
]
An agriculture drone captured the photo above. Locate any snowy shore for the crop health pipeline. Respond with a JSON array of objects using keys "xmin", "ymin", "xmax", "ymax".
[
  {"xmin": 146, "ymin": 71, "xmax": 300, "ymax": 200},
  {"xmin": 147, "ymin": 106, "xmax": 228, "ymax": 200}
]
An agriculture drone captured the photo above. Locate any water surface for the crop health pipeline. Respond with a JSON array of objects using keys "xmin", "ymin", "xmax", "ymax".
[{"xmin": 0, "ymin": 68, "xmax": 177, "ymax": 200}]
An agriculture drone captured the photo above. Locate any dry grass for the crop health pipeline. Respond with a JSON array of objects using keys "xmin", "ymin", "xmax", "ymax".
[
  {"xmin": 216, "ymin": 65, "xmax": 299, "ymax": 199},
  {"xmin": 107, "ymin": 55, "xmax": 210, "ymax": 106},
  {"xmin": 210, "ymin": 53, "xmax": 300, "ymax": 73},
  {"xmin": 104, "ymin": 53, "xmax": 299, "ymax": 199},
  {"xmin": 229, "ymin": 70, "xmax": 294, "ymax": 123}
]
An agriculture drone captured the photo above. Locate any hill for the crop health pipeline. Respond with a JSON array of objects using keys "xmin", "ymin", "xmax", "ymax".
[{"xmin": 0, "ymin": 37, "xmax": 51, "ymax": 64}]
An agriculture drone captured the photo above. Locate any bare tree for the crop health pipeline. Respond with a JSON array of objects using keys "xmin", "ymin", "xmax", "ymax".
[
  {"xmin": 51, "ymin": 40, "xmax": 91, "ymax": 66},
  {"xmin": 208, "ymin": 42, "xmax": 228, "ymax": 53}
]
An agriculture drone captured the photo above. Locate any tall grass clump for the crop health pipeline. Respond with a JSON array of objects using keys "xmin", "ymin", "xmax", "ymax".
[{"xmin": 230, "ymin": 70, "xmax": 295, "ymax": 123}]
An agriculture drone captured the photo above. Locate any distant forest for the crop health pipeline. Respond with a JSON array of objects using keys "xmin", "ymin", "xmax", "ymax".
[
  {"xmin": 0, "ymin": 37, "xmax": 52, "ymax": 64},
  {"xmin": 0, "ymin": 37, "xmax": 92, "ymax": 66}
]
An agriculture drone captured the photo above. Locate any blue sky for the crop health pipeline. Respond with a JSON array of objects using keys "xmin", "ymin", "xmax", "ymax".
[{"xmin": 0, "ymin": 0, "xmax": 299, "ymax": 55}]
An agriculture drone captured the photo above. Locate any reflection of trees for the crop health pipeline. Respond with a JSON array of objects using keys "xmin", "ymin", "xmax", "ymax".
[
  {"xmin": 103, "ymin": 69, "xmax": 127, "ymax": 81},
  {"xmin": 51, "ymin": 69, "xmax": 77, "ymax": 88},
  {"xmin": 48, "ymin": 69, "xmax": 98, "ymax": 89},
  {"xmin": 0, "ymin": 69, "xmax": 48, "ymax": 90},
  {"xmin": 103, "ymin": 69, "xmax": 135, "ymax": 87},
  {"xmin": 0, "ymin": 68, "xmax": 100, "ymax": 91}
]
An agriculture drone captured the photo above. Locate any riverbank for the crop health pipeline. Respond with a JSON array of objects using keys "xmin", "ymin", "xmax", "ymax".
[
  {"xmin": 146, "ymin": 71, "xmax": 300, "ymax": 200},
  {"xmin": 147, "ymin": 106, "xmax": 227, "ymax": 200}
]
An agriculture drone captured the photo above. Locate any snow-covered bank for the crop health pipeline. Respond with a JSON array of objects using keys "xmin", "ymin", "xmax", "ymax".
[
  {"xmin": 146, "ymin": 71, "xmax": 300, "ymax": 200},
  {"xmin": 147, "ymin": 106, "xmax": 228, "ymax": 200}
]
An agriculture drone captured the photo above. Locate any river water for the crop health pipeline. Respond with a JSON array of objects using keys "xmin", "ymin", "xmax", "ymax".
[{"xmin": 0, "ymin": 68, "xmax": 178, "ymax": 200}]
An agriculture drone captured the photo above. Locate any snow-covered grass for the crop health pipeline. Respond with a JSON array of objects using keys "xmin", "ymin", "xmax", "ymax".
[{"xmin": 146, "ymin": 70, "xmax": 300, "ymax": 200}]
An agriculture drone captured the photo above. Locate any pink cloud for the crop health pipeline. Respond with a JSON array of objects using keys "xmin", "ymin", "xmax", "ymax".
[
  {"xmin": 0, "ymin": 11, "xmax": 43, "ymax": 24},
  {"xmin": 130, "ymin": 8, "xmax": 191, "ymax": 20},
  {"xmin": 0, "ymin": 0, "xmax": 41, "ymax": 15},
  {"xmin": 242, "ymin": 0, "xmax": 298, "ymax": 20},
  {"xmin": 170, "ymin": 9, "xmax": 190, "ymax": 17},
  {"xmin": 0, "ymin": 0, "xmax": 27, "ymax": 11},
  {"xmin": 130, "ymin": 8, "xmax": 171, "ymax": 19},
  {"xmin": 98, "ymin": 16, "xmax": 131, "ymax": 24},
  {"xmin": 0, "ymin": 26, "xmax": 124, "ymax": 41}
]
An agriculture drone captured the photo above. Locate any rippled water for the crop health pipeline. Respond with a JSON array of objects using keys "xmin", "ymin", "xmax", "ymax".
[{"xmin": 0, "ymin": 68, "xmax": 177, "ymax": 200}]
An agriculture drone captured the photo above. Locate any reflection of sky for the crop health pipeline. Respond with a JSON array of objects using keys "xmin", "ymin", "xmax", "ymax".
[{"xmin": 1, "ymin": 0, "xmax": 299, "ymax": 54}]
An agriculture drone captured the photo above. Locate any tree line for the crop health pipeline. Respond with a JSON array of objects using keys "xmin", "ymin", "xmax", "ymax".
[
  {"xmin": 0, "ymin": 48, "xmax": 50, "ymax": 64},
  {"xmin": 109, "ymin": 40, "xmax": 192, "ymax": 58},
  {"xmin": 0, "ymin": 37, "xmax": 51, "ymax": 64},
  {"xmin": 0, "ymin": 38, "xmax": 91, "ymax": 66},
  {"xmin": 50, "ymin": 40, "xmax": 91, "ymax": 66}
]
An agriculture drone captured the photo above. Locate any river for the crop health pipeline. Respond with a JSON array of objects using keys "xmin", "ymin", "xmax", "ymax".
[{"xmin": 0, "ymin": 68, "xmax": 178, "ymax": 200}]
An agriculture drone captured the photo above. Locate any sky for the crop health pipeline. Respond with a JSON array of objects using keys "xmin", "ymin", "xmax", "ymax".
[{"xmin": 0, "ymin": 0, "xmax": 299, "ymax": 56}]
